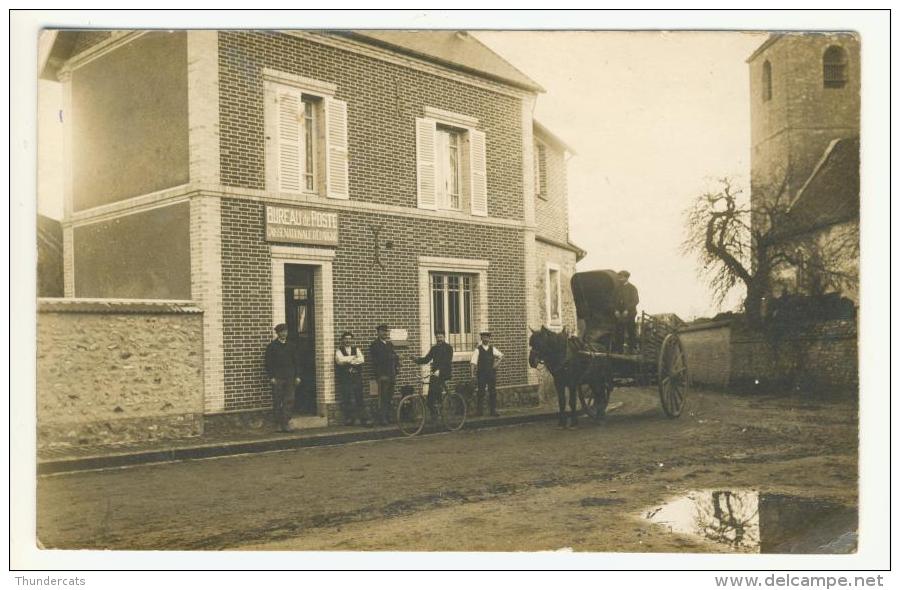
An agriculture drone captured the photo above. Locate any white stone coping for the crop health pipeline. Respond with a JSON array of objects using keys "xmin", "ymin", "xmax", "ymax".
[{"xmin": 37, "ymin": 298, "xmax": 202, "ymax": 314}]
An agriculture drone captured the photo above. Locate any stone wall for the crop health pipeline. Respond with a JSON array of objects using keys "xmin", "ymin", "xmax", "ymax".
[
  {"xmin": 679, "ymin": 321, "xmax": 732, "ymax": 389},
  {"xmin": 36, "ymin": 299, "xmax": 205, "ymax": 448},
  {"xmin": 676, "ymin": 318, "xmax": 857, "ymax": 395},
  {"xmin": 730, "ymin": 319, "xmax": 857, "ymax": 394}
]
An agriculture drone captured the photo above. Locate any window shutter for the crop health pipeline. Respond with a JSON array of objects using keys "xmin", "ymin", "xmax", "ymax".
[
  {"xmin": 276, "ymin": 89, "xmax": 303, "ymax": 193},
  {"xmin": 324, "ymin": 97, "xmax": 349, "ymax": 199},
  {"xmin": 416, "ymin": 117, "xmax": 437, "ymax": 210},
  {"xmin": 469, "ymin": 129, "xmax": 488, "ymax": 216}
]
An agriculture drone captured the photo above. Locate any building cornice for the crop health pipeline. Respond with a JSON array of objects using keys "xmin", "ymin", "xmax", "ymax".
[
  {"xmin": 58, "ymin": 31, "xmax": 147, "ymax": 77},
  {"xmin": 64, "ymin": 183, "xmax": 536, "ymax": 232}
]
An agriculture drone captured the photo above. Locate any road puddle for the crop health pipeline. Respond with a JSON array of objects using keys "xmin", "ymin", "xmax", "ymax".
[{"xmin": 642, "ymin": 489, "xmax": 857, "ymax": 553}]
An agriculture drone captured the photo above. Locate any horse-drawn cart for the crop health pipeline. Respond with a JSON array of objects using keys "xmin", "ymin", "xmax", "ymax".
[{"xmin": 529, "ymin": 270, "xmax": 688, "ymax": 426}]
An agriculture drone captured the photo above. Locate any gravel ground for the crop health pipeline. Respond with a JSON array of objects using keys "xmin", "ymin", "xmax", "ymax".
[{"xmin": 36, "ymin": 386, "xmax": 858, "ymax": 552}]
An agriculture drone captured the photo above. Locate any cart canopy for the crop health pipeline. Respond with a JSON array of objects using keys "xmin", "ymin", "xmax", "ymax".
[{"xmin": 571, "ymin": 270, "xmax": 621, "ymax": 327}]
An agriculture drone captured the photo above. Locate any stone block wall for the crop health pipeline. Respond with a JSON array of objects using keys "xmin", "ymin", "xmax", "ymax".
[{"xmin": 36, "ymin": 299, "xmax": 205, "ymax": 448}]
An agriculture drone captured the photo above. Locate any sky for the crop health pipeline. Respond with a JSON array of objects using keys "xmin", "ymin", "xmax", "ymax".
[
  {"xmin": 476, "ymin": 31, "xmax": 766, "ymax": 320},
  {"xmin": 37, "ymin": 30, "xmax": 767, "ymax": 321}
]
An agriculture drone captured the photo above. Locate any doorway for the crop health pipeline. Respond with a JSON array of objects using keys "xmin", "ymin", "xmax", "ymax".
[{"xmin": 284, "ymin": 264, "xmax": 317, "ymax": 414}]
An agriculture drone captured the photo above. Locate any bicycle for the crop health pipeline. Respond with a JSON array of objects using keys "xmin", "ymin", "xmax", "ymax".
[{"xmin": 396, "ymin": 372, "xmax": 467, "ymax": 437}]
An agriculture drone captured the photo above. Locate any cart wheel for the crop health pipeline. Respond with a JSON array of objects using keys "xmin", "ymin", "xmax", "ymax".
[
  {"xmin": 658, "ymin": 333, "xmax": 688, "ymax": 418},
  {"xmin": 578, "ymin": 379, "xmax": 610, "ymax": 420}
]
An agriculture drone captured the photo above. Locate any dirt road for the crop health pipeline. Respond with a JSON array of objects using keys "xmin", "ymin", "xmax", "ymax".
[{"xmin": 36, "ymin": 387, "xmax": 857, "ymax": 552}]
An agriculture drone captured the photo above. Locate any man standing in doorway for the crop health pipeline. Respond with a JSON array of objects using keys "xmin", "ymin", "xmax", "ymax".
[
  {"xmin": 471, "ymin": 330, "xmax": 503, "ymax": 417},
  {"xmin": 369, "ymin": 323, "xmax": 399, "ymax": 426},
  {"xmin": 265, "ymin": 323, "xmax": 301, "ymax": 432},
  {"xmin": 415, "ymin": 330, "xmax": 454, "ymax": 422},
  {"xmin": 335, "ymin": 331, "xmax": 367, "ymax": 426}
]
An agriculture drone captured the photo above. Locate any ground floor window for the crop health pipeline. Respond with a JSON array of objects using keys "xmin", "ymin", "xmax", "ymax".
[
  {"xmin": 546, "ymin": 263, "xmax": 562, "ymax": 326},
  {"xmin": 431, "ymin": 272, "xmax": 475, "ymax": 350}
]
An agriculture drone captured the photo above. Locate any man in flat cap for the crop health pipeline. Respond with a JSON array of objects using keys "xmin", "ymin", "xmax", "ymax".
[
  {"xmin": 470, "ymin": 330, "xmax": 503, "ymax": 417},
  {"xmin": 369, "ymin": 323, "xmax": 399, "ymax": 425},
  {"xmin": 615, "ymin": 270, "xmax": 640, "ymax": 353},
  {"xmin": 265, "ymin": 323, "xmax": 301, "ymax": 432},
  {"xmin": 415, "ymin": 329, "xmax": 454, "ymax": 422}
]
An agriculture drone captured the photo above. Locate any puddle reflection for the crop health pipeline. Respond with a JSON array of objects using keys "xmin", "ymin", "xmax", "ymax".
[{"xmin": 643, "ymin": 490, "xmax": 856, "ymax": 554}]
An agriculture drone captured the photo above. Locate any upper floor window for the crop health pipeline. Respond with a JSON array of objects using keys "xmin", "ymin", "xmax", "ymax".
[
  {"xmin": 762, "ymin": 60, "xmax": 772, "ymax": 102},
  {"xmin": 823, "ymin": 45, "xmax": 848, "ymax": 89},
  {"xmin": 264, "ymin": 73, "xmax": 348, "ymax": 200},
  {"xmin": 534, "ymin": 141, "xmax": 548, "ymax": 199},
  {"xmin": 436, "ymin": 125, "xmax": 464, "ymax": 210},
  {"xmin": 416, "ymin": 109, "xmax": 488, "ymax": 216}
]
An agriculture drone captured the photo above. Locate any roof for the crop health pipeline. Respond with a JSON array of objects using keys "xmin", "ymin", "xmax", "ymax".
[
  {"xmin": 41, "ymin": 30, "xmax": 545, "ymax": 93},
  {"xmin": 773, "ymin": 136, "xmax": 859, "ymax": 240},
  {"xmin": 534, "ymin": 119, "xmax": 577, "ymax": 155},
  {"xmin": 746, "ymin": 34, "xmax": 783, "ymax": 63},
  {"xmin": 336, "ymin": 31, "xmax": 544, "ymax": 92}
]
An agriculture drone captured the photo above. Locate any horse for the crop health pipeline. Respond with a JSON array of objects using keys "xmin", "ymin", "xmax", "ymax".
[{"xmin": 528, "ymin": 326, "xmax": 584, "ymax": 428}]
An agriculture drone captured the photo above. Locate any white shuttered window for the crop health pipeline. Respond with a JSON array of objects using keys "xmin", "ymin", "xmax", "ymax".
[
  {"xmin": 267, "ymin": 80, "xmax": 348, "ymax": 200},
  {"xmin": 416, "ymin": 115, "xmax": 487, "ymax": 216}
]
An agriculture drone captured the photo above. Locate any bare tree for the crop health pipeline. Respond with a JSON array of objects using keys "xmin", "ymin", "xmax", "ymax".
[{"xmin": 682, "ymin": 176, "xmax": 856, "ymax": 324}]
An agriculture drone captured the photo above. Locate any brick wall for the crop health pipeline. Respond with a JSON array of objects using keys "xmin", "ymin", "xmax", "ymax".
[
  {"xmin": 220, "ymin": 198, "xmax": 529, "ymax": 411},
  {"xmin": 217, "ymin": 31, "xmax": 525, "ymax": 220},
  {"xmin": 36, "ymin": 299, "xmax": 204, "ymax": 448},
  {"xmin": 535, "ymin": 141, "xmax": 570, "ymax": 244}
]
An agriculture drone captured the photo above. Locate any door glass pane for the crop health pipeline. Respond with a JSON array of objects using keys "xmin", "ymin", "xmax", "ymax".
[{"xmin": 296, "ymin": 305, "xmax": 308, "ymax": 335}]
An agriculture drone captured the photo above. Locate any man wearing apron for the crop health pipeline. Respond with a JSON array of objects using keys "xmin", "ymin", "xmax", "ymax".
[{"xmin": 470, "ymin": 330, "xmax": 504, "ymax": 417}]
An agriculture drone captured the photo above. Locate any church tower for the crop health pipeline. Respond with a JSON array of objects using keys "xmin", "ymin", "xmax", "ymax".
[{"xmin": 747, "ymin": 33, "xmax": 860, "ymax": 207}]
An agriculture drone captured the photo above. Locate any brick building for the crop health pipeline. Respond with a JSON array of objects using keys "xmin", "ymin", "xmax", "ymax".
[
  {"xmin": 40, "ymin": 30, "xmax": 583, "ymax": 424},
  {"xmin": 747, "ymin": 33, "xmax": 860, "ymax": 302}
]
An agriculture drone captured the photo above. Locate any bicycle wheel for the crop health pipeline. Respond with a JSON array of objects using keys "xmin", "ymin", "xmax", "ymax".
[
  {"xmin": 441, "ymin": 392, "xmax": 467, "ymax": 431},
  {"xmin": 396, "ymin": 394, "xmax": 426, "ymax": 437}
]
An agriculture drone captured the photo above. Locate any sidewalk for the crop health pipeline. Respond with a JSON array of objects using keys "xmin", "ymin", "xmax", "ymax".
[{"xmin": 37, "ymin": 405, "xmax": 557, "ymax": 475}]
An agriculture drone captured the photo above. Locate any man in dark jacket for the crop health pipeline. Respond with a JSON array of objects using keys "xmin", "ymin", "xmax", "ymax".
[
  {"xmin": 415, "ymin": 330, "xmax": 454, "ymax": 421},
  {"xmin": 369, "ymin": 323, "xmax": 399, "ymax": 425},
  {"xmin": 265, "ymin": 323, "xmax": 301, "ymax": 432},
  {"xmin": 615, "ymin": 270, "xmax": 640, "ymax": 353}
]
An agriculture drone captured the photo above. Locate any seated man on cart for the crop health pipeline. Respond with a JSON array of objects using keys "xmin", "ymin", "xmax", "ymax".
[{"xmin": 614, "ymin": 270, "xmax": 640, "ymax": 354}]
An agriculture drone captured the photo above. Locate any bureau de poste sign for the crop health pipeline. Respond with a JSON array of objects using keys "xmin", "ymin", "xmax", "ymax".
[{"xmin": 265, "ymin": 205, "xmax": 339, "ymax": 246}]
